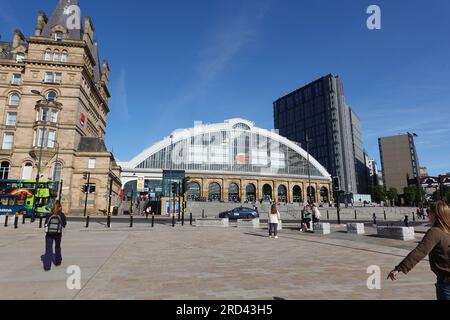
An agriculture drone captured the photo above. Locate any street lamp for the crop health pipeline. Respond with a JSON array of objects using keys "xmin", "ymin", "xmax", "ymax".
[
  {"xmin": 306, "ymin": 134, "xmax": 314, "ymax": 232},
  {"xmin": 169, "ymin": 135, "xmax": 174, "ymax": 217}
]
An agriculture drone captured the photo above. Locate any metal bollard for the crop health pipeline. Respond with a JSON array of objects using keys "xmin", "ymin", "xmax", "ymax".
[
  {"xmin": 39, "ymin": 216, "xmax": 43, "ymax": 229},
  {"xmin": 327, "ymin": 210, "xmax": 329, "ymax": 220},
  {"xmin": 151, "ymin": 214, "xmax": 155, "ymax": 228},
  {"xmin": 354, "ymin": 210, "xmax": 357, "ymax": 221},
  {"xmin": 22, "ymin": 214, "xmax": 26, "ymax": 225},
  {"xmin": 412, "ymin": 212, "xmax": 416, "ymax": 222},
  {"xmin": 85, "ymin": 215, "xmax": 90, "ymax": 228},
  {"xmin": 107, "ymin": 215, "xmax": 111, "ymax": 228},
  {"xmin": 202, "ymin": 209, "xmax": 205, "ymax": 219},
  {"xmin": 384, "ymin": 211, "xmax": 387, "ymax": 221},
  {"xmin": 182, "ymin": 213, "xmax": 185, "ymax": 226},
  {"xmin": 404, "ymin": 215, "xmax": 410, "ymax": 227},
  {"xmin": 373, "ymin": 213, "xmax": 377, "ymax": 226},
  {"xmin": 190, "ymin": 213, "xmax": 193, "ymax": 226},
  {"xmin": 130, "ymin": 215, "xmax": 134, "ymax": 228},
  {"xmin": 172, "ymin": 215, "xmax": 175, "ymax": 227},
  {"xmin": 14, "ymin": 214, "xmax": 19, "ymax": 229},
  {"xmin": 4, "ymin": 214, "xmax": 8, "ymax": 227}
]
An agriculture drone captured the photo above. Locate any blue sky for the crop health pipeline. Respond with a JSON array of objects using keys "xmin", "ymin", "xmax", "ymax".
[{"xmin": 1, "ymin": 0, "xmax": 449, "ymax": 176}]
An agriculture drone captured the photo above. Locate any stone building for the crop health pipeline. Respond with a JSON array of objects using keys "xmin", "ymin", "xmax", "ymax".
[
  {"xmin": 120, "ymin": 119, "xmax": 332, "ymax": 206},
  {"xmin": 0, "ymin": 0, "xmax": 121, "ymax": 214}
]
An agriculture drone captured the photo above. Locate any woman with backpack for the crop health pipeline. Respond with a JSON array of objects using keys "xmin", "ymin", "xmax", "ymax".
[
  {"xmin": 268, "ymin": 204, "xmax": 281, "ymax": 239},
  {"xmin": 388, "ymin": 201, "xmax": 450, "ymax": 300},
  {"xmin": 43, "ymin": 201, "xmax": 67, "ymax": 272}
]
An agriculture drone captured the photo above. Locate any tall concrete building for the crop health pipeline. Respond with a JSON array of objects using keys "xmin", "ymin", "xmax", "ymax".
[
  {"xmin": 273, "ymin": 74, "xmax": 368, "ymax": 196},
  {"xmin": 378, "ymin": 133, "xmax": 421, "ymax": 193},
  {"xmin": 0, "ymin": 0, "xmax": 121, "ymax": 214}
]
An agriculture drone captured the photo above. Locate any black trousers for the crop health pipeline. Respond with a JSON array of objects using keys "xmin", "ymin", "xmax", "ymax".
[{"xmin": 269, "ymin": 223, "xmax": 278, "ymax": 237}]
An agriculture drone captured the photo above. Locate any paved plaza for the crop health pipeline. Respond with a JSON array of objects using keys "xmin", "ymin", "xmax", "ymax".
[{"xmin": 0, "ymin": 219, "xmax": 436, "ymax": 300}]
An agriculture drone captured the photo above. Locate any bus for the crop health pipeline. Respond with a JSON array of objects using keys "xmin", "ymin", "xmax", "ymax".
[{"xmin": 0, "ymin": 179, "xmax": 58, "ymax": 218}]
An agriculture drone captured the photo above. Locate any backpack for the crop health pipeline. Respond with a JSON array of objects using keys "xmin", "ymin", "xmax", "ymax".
[{"xmin": 46, "ymin": 215, "xmax": 62, "ymax": 236}]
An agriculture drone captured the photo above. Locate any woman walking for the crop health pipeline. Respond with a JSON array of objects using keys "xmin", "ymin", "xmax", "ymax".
[
  {"xmin": 43, "ymin": 201, "xmax": 67, "ymax": 272},
  {"xmin": 269, "ymin": 204, "xmax": 281, "ymax": 239},
  {"xmin": 388, "ymin": 201, "xmax": 450, "ymax": 300}
]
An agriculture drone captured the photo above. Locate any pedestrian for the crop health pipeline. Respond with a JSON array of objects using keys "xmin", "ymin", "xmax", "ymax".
[
  {"xmin": 388, "ymin": 201, "xmax": 450, "ymax": 300},
  {"xmin": 312, "ymin": 204, "xmax": 322, "ymax": 224},
  {"xmin": 43, "ymin": 201, "xmax": 67, "ymax": 272},
  {"xmin": 302, "ymin": 204, "xmax": 313, "ymax": 232},
  {"xmin": 268, "ymin": 204, "xmax": 281, "ymax": 239}
]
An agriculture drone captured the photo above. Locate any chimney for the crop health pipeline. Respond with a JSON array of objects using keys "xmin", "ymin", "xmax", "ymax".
[
  {"xmin": 83, "ymin": 16, "xmax": 95, "ymax": 44},
  {"xmin": 12, "ymin": 29, "xmax": 25, "ymax": 48},
  {"xmin": 35, "ymin": 11, "xmax": 48, "ymax": 36}
]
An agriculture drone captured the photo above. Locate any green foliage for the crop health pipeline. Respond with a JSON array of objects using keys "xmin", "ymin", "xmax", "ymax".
[
  {"xmin": 386, "ymin": 188, "xmax": 399, "ymax": 206},
  {"xmin": 403, "ymin": 187, "xmax": 417, "ymax": 206},
  {"xmin": 372, "ymin": 185, "xmax": 386, "ymax": 203}
]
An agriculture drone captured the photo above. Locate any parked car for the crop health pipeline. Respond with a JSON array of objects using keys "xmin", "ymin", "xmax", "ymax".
[{"xmin": 218, "ymin": 207, "xmax": 259, "ymax": 220}]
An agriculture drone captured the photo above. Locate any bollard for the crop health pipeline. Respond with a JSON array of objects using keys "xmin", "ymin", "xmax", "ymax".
[
  {"xmin": 39, "ymin": 216, "xmax": 43, "ymax": 229},
  {"xmin": 4, "ymin": 214, "xmax": 8, "ymax": 227},
  {"xmin": 85, "ymin": 215, "xmax": 90, "ymax": 228},
  {"xmin": 327, "ymin": 210, "xmax": 329, "ymax": 220},
  {"xmin": 404, "ymin": 215, "xmax": 410, "ymax": 227},
  {"xmin": 172, "ymin": 215, "xmax": 175, "ymax": 227},
  {"xmin": 354, "ymin": 210, "xmax": 357, "ymax": 221},
  {"xmin": 22, "ymin": 214, "xmax": 26, "ymax": 225},
  {"xmin": 373, "ymin": 213, "xmax": 377, "ymax": 226},
  {"xmin": 14, "ymin": 214, "xmax": 19, "ymax": 229},
  {"xmin": 384, "ymin": 211, "xmax": 387, "ymax": 221},
  {"xmin": 130, "ymin": 215, "xmax": 134, "ymax": 228},
  {"xmin": 178, "ymin": 212, "xmax": 181, "ymax": 223},
  {"xmin": 151, "ymin": 214, "xmax": 155, "ymax": 228},
  {"xmin": 412, "ymin": 212, "xmax": 416, "ymax": 222},
  {"xmin": 182, "ymin": 213, "xmax": 184, "ymax": 226},
  {"xmin": 190, "ymin": 213, "xmax": 193, "ymax": 226},
  {"xmin": 202, "ymin": 209, "xmax": 205, "ymax": 219},
  {"xmin": 107, "ymin": 215, "xmax": 111, "ymax": 228}
]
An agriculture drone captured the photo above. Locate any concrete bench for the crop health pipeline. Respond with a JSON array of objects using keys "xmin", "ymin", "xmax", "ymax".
[
  {"xmin": 237, "ymin": 218, "xmax": 260, "ymax": 228},
  {"xmin": 377, "ymin": 227, "xmax": 415, "ymax": 241},
  {"xmin": 195, "ymin": 218, "xmax": 229, "ymax": 228},
  {"xmin": 313, "ymin": 223, "xmax": 331, "ymax": 235},
  {"xmin": 347, "ymin": 223, "xmax": 365, "ymax": 235}
]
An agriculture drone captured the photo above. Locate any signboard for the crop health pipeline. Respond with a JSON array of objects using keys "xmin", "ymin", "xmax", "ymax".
[{"xmin": 137, "ymin": 177, "xmax": 145, "ymax": 192}]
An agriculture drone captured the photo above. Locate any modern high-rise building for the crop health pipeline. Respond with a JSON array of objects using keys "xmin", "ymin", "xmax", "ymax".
[
  {"xmin": 273, "ymin": 74, "xmax": 368, "ymax": 197},
  {"xmin": 0, "ymin": 0, "xmax": 121, "ymax": 214},
  {"xmin": 378, "ymin": 133, "xmax": 421, "ymax": 193}
]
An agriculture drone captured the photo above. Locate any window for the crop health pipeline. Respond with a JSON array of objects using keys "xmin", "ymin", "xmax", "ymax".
[
  {"xmin": 2, "ymin": 133, "xmax": 14, "ymax": 150},
  {"xmin": 54, "ymin": 72, "xmax": 62, "ymax": 84},
  {"xmin": 37, "ymin": 129, "xmax": 45, "ymax": 147},
  {"xmin": 16, "ymin": 53, "xmax": 25, "ymax": 63},
  {"xmin": 53, "ymin": 162, "xmax": 62, "ymax": 182},
  {"xmin": 0, "ymin": 162, "xmax": 10, "ymax": 180},
  {"xmin": 88, "ymin": 158, "xmax": 96, "ymax": 169},
  {"xmin": 47, "ymin": 91, "xmax": 57, "ymax": 102},
  {"xmin": 51, "ymin": 110, "xmax": 58, "ymax": 123},
  {"xmin": 12, "ymin": 74, "xmax": 21, "ymax": 85},
  {"xmin": 53, "ymin": 50, "xmax": 60, "ymax": 62},
  {"xmin": 45, "ymin": 72, "xmax": 53, "ymax": 83},
  {"xmin": 61, "ymin": 51, "xmax": 68, "ymax": 62},
  {"xmin": 55, "ymin": 32, "xmax": 63, "ymax": 42},
  {"xmin": 9, "ymin": 93, "xmax": 20, "ymax": 106},
  {"xmin": 41, "ymin": 108, "xmax": 49, "ymax": 122},
  {"xmin": 45, "ymin": 49, "xmax": 51, "ymax": 61},
  {"xmin": 22, "ymin": 163, "xmax": 33, "ymax": 180},
  {"xmin": 6, "ymin": 113, "xmax": 17, "ymax": 126},
  {"xmin": 47, "ymin": 130, "xmax": 56, "ymax": 148}
]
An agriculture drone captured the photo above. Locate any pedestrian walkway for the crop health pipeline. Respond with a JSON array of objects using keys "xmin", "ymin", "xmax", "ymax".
[{"xmin": 0, "ymin": 221, "xmax": 436, "ymax": 300}]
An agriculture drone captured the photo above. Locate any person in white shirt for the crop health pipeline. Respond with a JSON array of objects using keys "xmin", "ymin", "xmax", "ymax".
[{"xmin": 269, "ymin": 204, "xmax": 282, "ymax": 239}]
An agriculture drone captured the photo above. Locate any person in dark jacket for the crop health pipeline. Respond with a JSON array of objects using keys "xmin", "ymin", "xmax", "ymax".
[
  {"xmin": 388, "ymin": 201, "xmax": 450, "ymax": 300},
  {"xmin": 43, "ymin": 201, "xmax": 67, "ymax": 272}
]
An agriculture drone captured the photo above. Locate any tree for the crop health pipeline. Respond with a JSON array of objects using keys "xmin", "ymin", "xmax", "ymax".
[
  {"xmin": 372, "ymin": 185, "xmax": 386, "ymax": 203},
  {"xmin": 403, "ymin": 187, "xmax": 417, "ymax": 206},
  {"xmin": 386, "ymin": 188, "xmax": 399, "ymax": 207}
]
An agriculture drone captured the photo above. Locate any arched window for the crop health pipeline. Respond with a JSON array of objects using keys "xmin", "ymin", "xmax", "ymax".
[
  {"xmin": 320, "ymin": 187, "xmax": 329, "ymax": 204},
  {"xmin": 228, "ymin": 183, "xmax": 240, "ymax": 202},
  {"xmin": 22, "ymin": 163, "xmax": 33, "ymax": 180},
  {"xmin": 187, "ymin": 182, "xmax": 201, "ymax": 201},
  {"xmin": 293, "ymin": 186, "xmax": 302, "ymax": 203},
  {"xmin": 61, "ymin": 51, "xmax": 68, "ymax": 62},
  {"xmin": 0, "ymin": 161, "xmax": 10, "ymax": 180},
  {"xmin": 44, "ymin": 49, "xmax": 51, "ymax": 61},
  {"xmin": 263, "ymin": 184, "xmax": 273, "ymax": 202},
  {"xmin": 307, "ymin": 186, "xmax": 316, "ymax": 203},
  {"xmin": 278, "ymin": 185, "xmax": 287, "ymax": 203},
  {"xmin": 208, "ymin": 183, "xmax": 221, "ymax": 202},
  {"xmin": 246, "ymin": 184, "xmax": 256, "ymax": 202},
  {"xmin": 53, "ymin": 50, "xmax": 60, "ymax": 62},
  {"xmin": 9, "ymin": 93, "xmax": 20, "ymax": 106},
  {"xmin": 53, "ymin": 162, "xmax": 63, "ymax": 182},
  {"xmin": 47, "ymin": 91, "xmax": 57, "ymax": 102}
]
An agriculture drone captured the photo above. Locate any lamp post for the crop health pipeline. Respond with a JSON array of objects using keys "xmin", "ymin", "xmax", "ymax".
[
  {"xmin": 31, "ymin": 90, "xmax": 49, "ymax": 223},
  {"xmin": 169, "ymin": 135, "xmax": 174, "ymax": 218},
  {"xmin": 306, "ymin": 134, "xmax": 314, "ymax": 232}
]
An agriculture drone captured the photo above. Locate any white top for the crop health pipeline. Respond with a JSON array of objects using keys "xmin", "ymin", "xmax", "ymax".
[
  {"xmin": 313, "ymin": 207, "xmax": 322, "ymax": 219},
  {"xmin": 268, "ymin": 210, "xmax": 281, "ymax": 224}
]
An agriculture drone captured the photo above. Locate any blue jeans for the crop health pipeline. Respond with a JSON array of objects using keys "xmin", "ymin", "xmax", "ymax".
[
  {"xmin": 436, "ymin": 279, "xmax": 450, "ymax": 301},
  {"xmin": 43, "ymin": 234, "xmax": 62, "ymax": 271}
]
